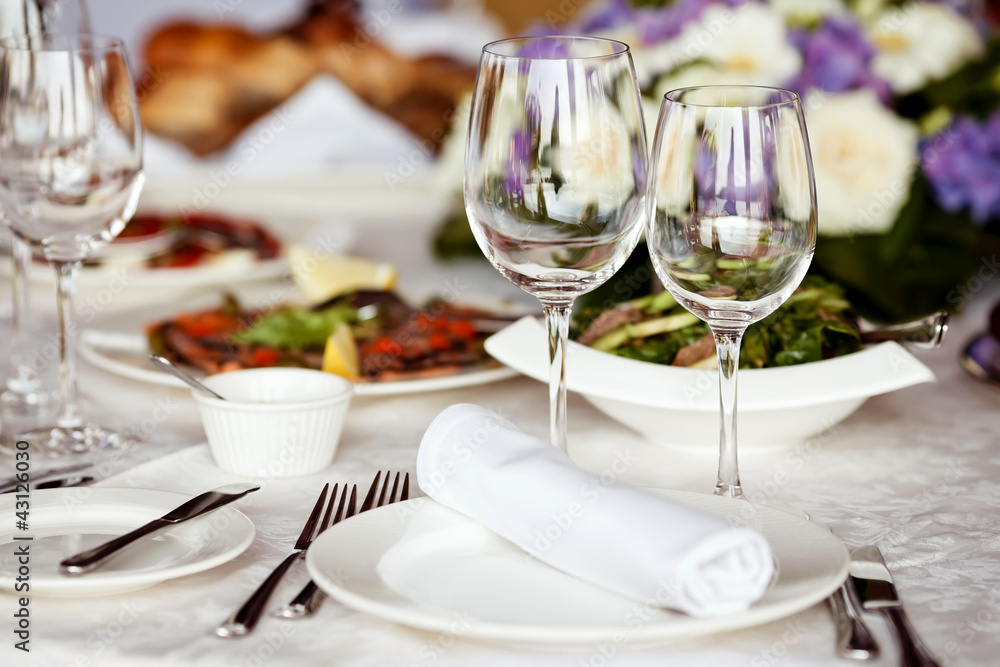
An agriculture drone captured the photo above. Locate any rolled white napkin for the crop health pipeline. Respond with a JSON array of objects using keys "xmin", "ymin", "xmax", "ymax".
[{"xmin": 415, "ymin": 404, "xmax": 775, "ymax": 617}]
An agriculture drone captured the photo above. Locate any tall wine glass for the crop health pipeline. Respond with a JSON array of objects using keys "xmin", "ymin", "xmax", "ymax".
[
  {"xmin": 0, "ymin": 0, "xmax": 91, "ymax": 423},
  {"xmin": 646, "ymin": 86, "xmax": 817, "ymax": 498},
  {"xmin": 465, "ymin": 36, "xmax": 648, "ymax": 451},
  {"xmin": 0, "ymin": 33, "xmax": 144, "ymax": 455}
]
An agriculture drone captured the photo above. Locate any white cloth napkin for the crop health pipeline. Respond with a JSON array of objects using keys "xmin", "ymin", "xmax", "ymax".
[{"xmin": 413, "ymin": 404, "xmax": 775, "ymax": 617}]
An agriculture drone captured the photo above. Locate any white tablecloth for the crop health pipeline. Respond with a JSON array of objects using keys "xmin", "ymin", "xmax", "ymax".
[{"xmin": 2, "ymin": 194, "xmax": 999, "ymax": 667}]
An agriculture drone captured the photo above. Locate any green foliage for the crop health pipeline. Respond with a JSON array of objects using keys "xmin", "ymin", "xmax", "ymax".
[
  {"xmin": 231, "ymin": 306, "xmax": 355, "ymax": 349},
  {"xmin": 897, "ymin": 36, "xmax": 1000, "ymax": 121},
  {"xmin": 811, "ymin": 176, "xmax": 981, "ymax": 322}
]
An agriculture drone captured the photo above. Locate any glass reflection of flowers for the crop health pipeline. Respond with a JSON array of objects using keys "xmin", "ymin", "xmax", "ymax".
[{"xmin": 465, "ymin": 36, "xmax": 648, "ymax": 451}]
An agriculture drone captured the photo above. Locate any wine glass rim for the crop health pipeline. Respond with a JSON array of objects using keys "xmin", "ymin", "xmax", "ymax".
[
  {"xmin": 482, "ymin": 35, "xmax": 630, "ymax": 60},
  {"xmin": 0, "ymin": 32, "xmax": 126, "ymax": 54},
  {"xmin": 662, "ymin": 85, "xmax": 802, "ymax": 109}
]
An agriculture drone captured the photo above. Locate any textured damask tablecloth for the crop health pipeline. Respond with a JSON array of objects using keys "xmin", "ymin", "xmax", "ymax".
[{"xmin": 2, "ymin": 199, "xmax": 999, "ymax": 667}]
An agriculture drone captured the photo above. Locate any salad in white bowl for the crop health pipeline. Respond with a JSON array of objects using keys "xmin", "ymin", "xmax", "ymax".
[{"xmin": 485, "ymin": 276, "xmax": 936, "ymax": 450}]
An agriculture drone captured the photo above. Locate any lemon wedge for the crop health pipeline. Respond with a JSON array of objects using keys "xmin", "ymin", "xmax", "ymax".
[
  {"xmin": 322, "ymin": 321, "xmax": 360, "ymax": 380},
  {"xmin": 289, "ymin": 245, "xmax": 397, "ymax": 303}
]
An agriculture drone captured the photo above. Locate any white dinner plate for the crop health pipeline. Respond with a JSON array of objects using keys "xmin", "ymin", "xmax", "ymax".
[
  {"xmin": 0, "ymin": 488, "xmax": 255, "ymax": 597},
  {"xmin": 78, "ymin": 289, "xmax": 519, "ymax": 397},
  {"xmin": 306, "ymin": 491, "xmax": 849, "ymax": 647}
]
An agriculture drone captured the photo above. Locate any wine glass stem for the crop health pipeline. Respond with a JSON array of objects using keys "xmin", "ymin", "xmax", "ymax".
[
  {"xmin": 52, "ymin": 260, "xmax": 83, "ymax": 430},
  {"xmin": 8, "ymin": 234, "xmax": 40, "ymax": 392},
  {"xmin": 712, "ymin": 327, "xmax": 746, "ymax": 499},
  {"xmin": 542, "ymin": 300, "xmax": 571, "ymax": 452}
]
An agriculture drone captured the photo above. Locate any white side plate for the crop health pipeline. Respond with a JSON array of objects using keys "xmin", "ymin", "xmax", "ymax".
[{"xmin": 0, "ymin": 488, "xmax": 255, "ymax": 597}]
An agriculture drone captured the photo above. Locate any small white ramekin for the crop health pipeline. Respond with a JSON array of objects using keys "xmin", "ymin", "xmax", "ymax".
[{"xmin": 193, "ymin": 368, "xmax": 353, "ymax": 477}]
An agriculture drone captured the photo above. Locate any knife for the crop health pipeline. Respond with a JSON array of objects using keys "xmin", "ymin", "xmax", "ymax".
[
  {"xmin": 2, "ymin": 475, "xmax": 94, "ymax": 493},
  {"xmin": 59, "ymin": 483, "xmax": 259, "ymax": 576},
  {"xmin": 850, "ymin": 545, "xmax": 941, "ymax": 667},
  {"xmin": 0, "ymin": 462, "xmax": 91, "ymax": 493}
]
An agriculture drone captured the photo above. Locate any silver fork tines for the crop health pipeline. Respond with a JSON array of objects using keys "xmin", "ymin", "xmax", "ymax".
[
  {"xmin": 214, "ymin": 483, "xmax": 348, "ymax": 638},
  {"xmin": 273, "ymin": 471, "xmax": 410, "ymax": 620}
]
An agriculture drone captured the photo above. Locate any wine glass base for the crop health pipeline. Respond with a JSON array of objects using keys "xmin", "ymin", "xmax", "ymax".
[
  {"xmin": 14, "ymin": 423, "xmax": 138, "ymax": 458},
  {"xmin": 714, "ymin": 482, "xmax": 745, "ymax": 500},
  {"xmin": 0, "ymin": 385, "xmax": 58, "ymax": 416}
]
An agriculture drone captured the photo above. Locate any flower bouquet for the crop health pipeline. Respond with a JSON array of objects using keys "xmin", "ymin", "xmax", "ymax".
[{"xmin": 434, "ymin": 0, "xmax": 1000, "ymax": 322}]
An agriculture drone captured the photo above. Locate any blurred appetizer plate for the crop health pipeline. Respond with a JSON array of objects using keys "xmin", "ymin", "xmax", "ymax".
[
  {"xmin": 79, "ymin": 290, "xmax": 518, "ymax": 397},
  {"xmin": 0, "ymin": 209, "xmax": 353, "ymax": 291},
  {"xmin": 307, "ymin": 492, "xmax": 848, "ymax": 648},
  {"xmin": 0, "ymin": 488, "xmax": 254, "ymax": 597},
  {"xmin": 486, "ymin": 317, "xmax": 936, "ymax": 450}
]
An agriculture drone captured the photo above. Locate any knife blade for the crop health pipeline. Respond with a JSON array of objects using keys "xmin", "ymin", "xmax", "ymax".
[
  {"xmin": 0, "ymin": 462, "xmax": 91, "ymax": 493},
  {"xmin": 850, "ymin": 545, "xmax": 941, "ymax": 667},
  {"xmin": 2, "ymin": 475, "xmax": 94, "ymax": 493},
  {"xmin": 59, "ymin": 483, "xmax": 259, "ymax": 576}
]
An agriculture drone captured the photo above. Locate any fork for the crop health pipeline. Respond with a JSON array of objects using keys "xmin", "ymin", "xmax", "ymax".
[
  {"xmin": 273, "ymin": 470, "xmax": 410, "ymax": 619},
  {"xmin": 214, "ymin": 482, "xmax": 356, "ymax": 638}
]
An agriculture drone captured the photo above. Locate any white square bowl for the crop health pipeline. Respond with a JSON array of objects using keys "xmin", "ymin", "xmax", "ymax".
[{"xmin": 485, "ymin": 317, "xmax": 935, "ymax": 450}]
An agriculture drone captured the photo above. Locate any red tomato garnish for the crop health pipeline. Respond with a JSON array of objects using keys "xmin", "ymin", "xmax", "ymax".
[
  {"xmin": 448, "ymin": 319, "xmax": 476, "ymax": 339},
  {"xmin": 251, "ymin": 348, "xmax": 280, "ymax": 367},
  {"xmin": 433, "ymin": 316, "xmax": 450, "ymax": 332},
  {"xmin": 372, "ymin": 337, "xmax": 401, "ymax": 356},
  {"xmin": 429, "ymin": 334, "xmax": 451, "ymax": 351}
]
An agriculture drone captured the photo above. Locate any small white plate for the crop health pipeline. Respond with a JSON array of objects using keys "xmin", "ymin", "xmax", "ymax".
[
  {"xmin": 306, "ymin": 491, "xmax": 848, "ymax": 647},
  {"xmin": 0, "ymin": 488, "xmax": 255, "ymax": 597},
  {"xmin": 79, "ymin": 290, "xmax": 519, "ymax": 397}
]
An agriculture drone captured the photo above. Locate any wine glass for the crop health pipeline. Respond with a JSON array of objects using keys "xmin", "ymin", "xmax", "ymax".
[
  {"xmin": 465, "ymin": 36, "xmax": 648, "ymax": 451},
  {"xmin": 0, "ymin": 0, "xmax": 91, "ymax": 425},
  {"xmin": 0, "ymin": 33, "xmax": 145, "ymax": 455},
  {"xmin": 646, "ymin": 86, "xmax": 817, "ymax": 498}
]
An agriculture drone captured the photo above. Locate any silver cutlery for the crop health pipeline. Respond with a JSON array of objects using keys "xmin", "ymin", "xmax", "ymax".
[
  {"xmin": 215, "ymin": 482, "xmax": 355, "ymax": 638},
  {"xmin": 829, "ymin": 582, "xmax": 880, "ymax": 660},
  {"xmin": 859, "ymin": 311, "xmax": 949, "ymax": 350},
  {"xmin": 0, "ymin": 462, "xmax": 91, "ymax": 493},
  {"xmin": 60, "ymin": 483, "xmax": 259, "ymax": 575},
  {"xmin": 149, "ymin": 355, "xmax": 227, "ymax": 400},
  {"xmin": 850, "ymin": 545, "xmax": 941, "ymax": 667},
  {"xmin": 1, "ymin": 474, "xmax": 94, "ymax": 493},
  {"xmin": 820, "ymin": 526, "xmax": 879, "ymax": 660},
  {"xmin": 273, "ymin": 470, "xmax": 410, "ymax": 619}
]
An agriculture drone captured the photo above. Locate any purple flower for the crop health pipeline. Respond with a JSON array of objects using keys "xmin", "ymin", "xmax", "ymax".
[
  {"xmin": 922, "ymin": 112, "xmax": 1000, "ymax": 224},
  {"xmin": 787, "ymin": 17, "xmax": 891, "ymax": 102},
  {"xmin": 638, "ymin": 0, "xmax": 718, "ymax": 45},
  {"xmin": 577, "ymin": 0, "xmax": 636, "ymax": 33}
]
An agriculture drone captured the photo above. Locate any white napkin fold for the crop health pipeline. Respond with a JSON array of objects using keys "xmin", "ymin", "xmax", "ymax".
[{"xmin": 414, "ymin": 404, "xmax": 775, "ymax": 617}]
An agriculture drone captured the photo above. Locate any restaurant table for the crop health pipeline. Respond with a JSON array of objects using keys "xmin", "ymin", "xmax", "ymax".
[{"xmin": 1, "ymin": 186, "xmax": 999, "ymax": 667}]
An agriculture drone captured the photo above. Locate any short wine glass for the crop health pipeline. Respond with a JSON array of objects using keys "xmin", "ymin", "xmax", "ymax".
[
  {"xmin": 465, "ymin": 36, "xmax": 648, "ymax": 451},
  {"xmin": 646, "ymin": 86, "xmax": 817, "ymax": 498},
  {"xmin": 0, "ymin": 0, "xmax": 91, "ymax": 426},
  {"xmin": 0, "ymin": 33, "xmax": 145, "ymax": 455}
]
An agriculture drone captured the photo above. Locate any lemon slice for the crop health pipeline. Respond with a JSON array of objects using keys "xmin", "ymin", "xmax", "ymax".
[
  {"xmin": 289, "ymin": 245, "xmax": 397, "ymax": 303},
  {"xmin": 322, "ymin": 321, "xmax": 360, "ymax": 380}
]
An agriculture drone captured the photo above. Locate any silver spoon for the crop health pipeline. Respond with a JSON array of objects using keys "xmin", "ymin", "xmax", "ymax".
[{"xmin": 149, "ymin": 355, "xmax": 227, "ymax": 400}]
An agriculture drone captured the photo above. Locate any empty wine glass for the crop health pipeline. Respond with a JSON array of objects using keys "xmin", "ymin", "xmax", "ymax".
[
  {"xmin": 646, "ymin": 86, "xmax": 817, "ymax": 498},
  {"xmin": 0, "ymin": 0, "xmax": 91, "ymax": 424},
  {"xmin": 0, "ymin": 33, "xmax": 145, "ymax": 455},
  {"xmin": 465, "ymin": 36, "xmax": 648, "ymax": 451}
]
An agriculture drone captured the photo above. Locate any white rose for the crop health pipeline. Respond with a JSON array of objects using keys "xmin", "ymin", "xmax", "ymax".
[
  {"xmin": 653, "ymin": 3, "xmax": 802, "ymax": 92},
  {"xmin": 868, "ymin": 3, "xmax": 984, "ymax": 94},
  {"xmin": 433, "ymin": 92, "xmax": 471, "ymax": 196},
  {"xmin": 770, "ymin": 0, "xmax": 847, "ymax": 24},
  {"xmin": 533, "ymin": 105, "xmax": 637, "ymax": 223},
  {"xmin": 804, "ymin": 90, "xmax": 918, "ymax": 237}
]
